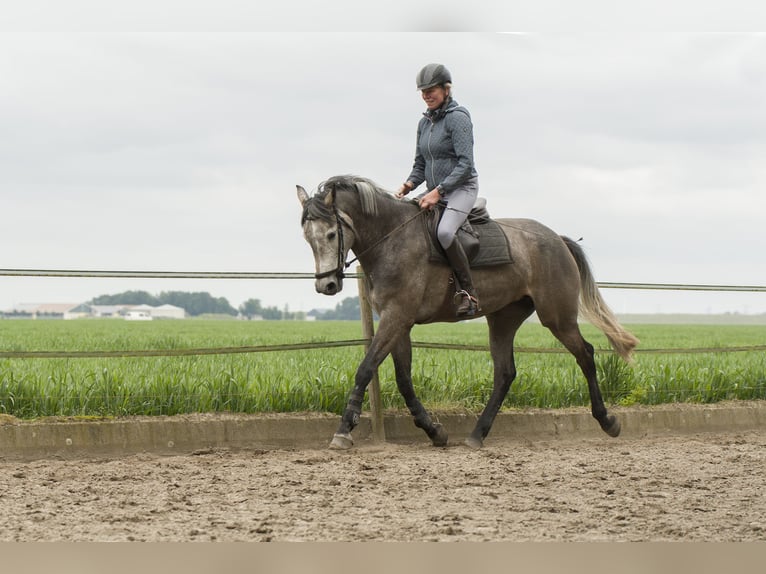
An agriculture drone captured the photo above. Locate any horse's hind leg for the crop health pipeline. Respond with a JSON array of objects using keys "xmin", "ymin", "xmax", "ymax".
[
  {"xmin": 545, "ymin": 320, "xmax": 621, "ymax": 437},
  {"xmin": 466, "ymin": 299, "xmax": 534, "ymax": 449},
  {"xmin": 392, "ymin": 330, "xmax": 448, "ymax": 447}
]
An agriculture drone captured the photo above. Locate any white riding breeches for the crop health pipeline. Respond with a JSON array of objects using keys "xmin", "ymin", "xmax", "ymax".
[{"xmin": 435, "ymin": 177, "xmax": 479, "ymax": 250}]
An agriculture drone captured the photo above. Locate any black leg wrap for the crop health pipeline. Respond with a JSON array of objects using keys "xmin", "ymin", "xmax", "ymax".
[{"xmin": 340, "ymin": 396, "xmax": 363, "ymax": 432}]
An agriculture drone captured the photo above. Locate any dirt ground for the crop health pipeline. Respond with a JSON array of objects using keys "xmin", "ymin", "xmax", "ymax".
[{"xmin": 1, "ymin": 427, "xmax": 764, "ymax": 542}]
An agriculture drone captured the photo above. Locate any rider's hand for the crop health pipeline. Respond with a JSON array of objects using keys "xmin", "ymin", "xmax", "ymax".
[
  {"xmin": 418, "ymin": 188, "xmax": 441, "ymax": 210},
  {"xmin": 395, "ymin": 181, "xmax": 414, "ymax": 199}
]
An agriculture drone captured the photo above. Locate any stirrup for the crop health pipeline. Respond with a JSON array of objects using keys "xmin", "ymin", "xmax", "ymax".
[{"xmin": 454, "ymin": 290, "xmax": 479, "ymax": 317}]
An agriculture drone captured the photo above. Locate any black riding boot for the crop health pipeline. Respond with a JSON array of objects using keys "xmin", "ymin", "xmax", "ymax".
[{"xmin": 444, "ymin": 240, "xmax": 480, "ymax": 317}]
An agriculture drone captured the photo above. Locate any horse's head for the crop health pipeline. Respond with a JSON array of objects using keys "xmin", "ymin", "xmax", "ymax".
[{"xmin": 297, "ymin": 184, "xmax": 355, "ymax": 296}]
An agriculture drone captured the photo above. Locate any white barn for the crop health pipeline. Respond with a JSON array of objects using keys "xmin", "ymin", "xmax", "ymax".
[
  {"xmin": 151, "ymin": 304, "xmax": 186, "ymax": 319},
  {"xmin": 126, "ymin": 304, "xmax": 185, "ymax": 320}
]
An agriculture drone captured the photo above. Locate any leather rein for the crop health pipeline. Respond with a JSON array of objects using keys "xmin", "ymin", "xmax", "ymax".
[{"xmin": 314, "ymin": 204, "xmax": 426, "ymax": 281}]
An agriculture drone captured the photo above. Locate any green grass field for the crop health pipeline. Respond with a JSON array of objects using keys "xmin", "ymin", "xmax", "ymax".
[{"xmin": 0, "ymin": 319, "xmax": 764, "ymax": 418}]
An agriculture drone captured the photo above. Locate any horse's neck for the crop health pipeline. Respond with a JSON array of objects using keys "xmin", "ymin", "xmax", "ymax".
[{"xmin": 340, "ymin": 197, "xmax": 424, "ymax": 266}]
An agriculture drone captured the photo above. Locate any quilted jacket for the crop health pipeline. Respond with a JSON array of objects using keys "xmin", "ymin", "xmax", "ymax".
[{"xmin": 406, "ymin": 98, "xmax": 479, "ymax": 194}]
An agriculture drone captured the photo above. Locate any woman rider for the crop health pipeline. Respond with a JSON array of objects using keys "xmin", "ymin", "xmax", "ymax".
[{"xmin": 396, "ymin": 63, "xmax": 480, "ymax": 317}]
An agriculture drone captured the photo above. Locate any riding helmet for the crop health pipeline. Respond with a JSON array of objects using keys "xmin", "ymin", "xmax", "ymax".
[{"xmin": 416, "ymin": 63, "xmax": 452, "ymax": 90}]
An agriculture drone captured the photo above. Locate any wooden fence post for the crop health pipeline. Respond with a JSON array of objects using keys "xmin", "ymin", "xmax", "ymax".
[{"xmin": 357, "ymin": 265, "xmax": 385, "ymax": 443}]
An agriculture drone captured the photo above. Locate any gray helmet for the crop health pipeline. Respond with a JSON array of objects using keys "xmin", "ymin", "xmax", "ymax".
[{"xmin": 416, "ymin": 63, "xmax": 452, "ymax": 90}]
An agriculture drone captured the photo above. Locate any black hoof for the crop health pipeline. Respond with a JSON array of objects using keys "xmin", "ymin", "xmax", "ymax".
[
  {"xmin": 464, "ymin": 436, "xmax": 483, "ymax": 450},
  {"xmin": 430, "ymin": 423, "xmax": 448, "ymax": 447},
  {"xmin": 602, "ymin": 415, "xmax": 621, "ymax": 438}
]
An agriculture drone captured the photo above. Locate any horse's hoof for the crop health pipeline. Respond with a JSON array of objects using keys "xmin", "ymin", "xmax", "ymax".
[
  {"xmin": 464, "ymin": 436, "xmax": 483, "ymax": 450},
  {"xmin": 329, "ymin": 433, "xmax": 354, "ymax": 450},
  {"xmin": 430, "ymin": 423, "xmax": 448, "ymax": 447},
  {"xmin": 603, "ymin": 416, "xmax": 621, "ymax": 438}
]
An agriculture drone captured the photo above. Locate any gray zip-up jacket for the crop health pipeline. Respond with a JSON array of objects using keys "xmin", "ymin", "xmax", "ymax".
[{"xmin": 406, "ymin": 98, "xmax": 479, "ymax": 195}]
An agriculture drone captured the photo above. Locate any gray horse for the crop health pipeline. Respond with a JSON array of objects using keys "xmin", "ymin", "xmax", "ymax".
[{"xmin": 297, "ymin": 175, "xmax": 639, "ymax": 449}]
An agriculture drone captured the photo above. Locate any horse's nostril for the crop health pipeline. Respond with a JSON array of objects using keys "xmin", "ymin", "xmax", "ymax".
[{"xmin": 326, "ymin": 282, "xmax": 337, "ymax": 293}]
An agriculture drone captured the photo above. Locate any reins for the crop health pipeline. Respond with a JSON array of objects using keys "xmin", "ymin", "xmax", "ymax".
[
  {"xmin": 315, "ymin": 196, "xmax": 552, "ymax": 282},
  {"xmin": 341, "ymin": 207, "xmax": 427, "ymax": 270},
  {"xmin": 319, "ymin": 205, "xmax": 427, "ymax": 280}
]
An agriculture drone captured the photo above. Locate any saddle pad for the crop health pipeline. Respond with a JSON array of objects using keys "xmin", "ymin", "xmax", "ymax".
[{"xmin": 425, "ymin": 218, "xmax": 513, "ymax": 268}]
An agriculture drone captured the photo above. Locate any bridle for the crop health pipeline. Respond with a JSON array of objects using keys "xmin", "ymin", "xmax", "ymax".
[{"xmin": 314, "ymin": 207, "xmax": 350, "ymax": 281}]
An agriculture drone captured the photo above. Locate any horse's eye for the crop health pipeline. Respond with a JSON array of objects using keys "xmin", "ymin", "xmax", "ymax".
[{"xmin": 327, "ymin": 231, "xmax": 337, "ymax": 241}]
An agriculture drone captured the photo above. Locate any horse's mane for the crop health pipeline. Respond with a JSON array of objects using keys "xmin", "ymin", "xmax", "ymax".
[{"xmin": 314, "ymin": 175, "xmax": 396, "ymax": 219}]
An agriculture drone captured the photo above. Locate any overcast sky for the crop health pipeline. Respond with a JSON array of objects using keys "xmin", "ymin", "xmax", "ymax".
[{"xmin": 2, "ymin": 5, "xmax": 765, "ymax": 315}]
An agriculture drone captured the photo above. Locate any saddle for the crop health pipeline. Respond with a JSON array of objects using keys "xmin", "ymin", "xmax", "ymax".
[{"xmin": 422, "ymin": 198, "xmax": 513, "ymax": 267}]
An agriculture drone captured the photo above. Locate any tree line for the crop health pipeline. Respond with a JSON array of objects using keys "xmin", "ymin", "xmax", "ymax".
[{"xmin": 89, "ymin": 291, "xmax": 363, "ymax": 320}]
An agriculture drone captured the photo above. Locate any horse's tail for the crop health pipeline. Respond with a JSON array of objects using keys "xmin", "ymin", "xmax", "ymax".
[{"xmin": 562, "ymin": 236, "xmax": 640, "ymax": 362}]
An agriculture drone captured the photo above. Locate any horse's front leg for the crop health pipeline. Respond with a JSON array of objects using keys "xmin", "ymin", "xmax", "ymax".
[
  {"xmin": 330, "ymin": 323, "xmax": 401, "ymax": 450},
  {"xmin": 391, "ymin": 330, "xmax": 448, "ymax": 447}
]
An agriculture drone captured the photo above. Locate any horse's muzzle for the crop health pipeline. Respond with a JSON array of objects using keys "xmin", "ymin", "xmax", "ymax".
[{"xmin": 316, "ymin": 276, "xmax": 342, "ymax": 295}]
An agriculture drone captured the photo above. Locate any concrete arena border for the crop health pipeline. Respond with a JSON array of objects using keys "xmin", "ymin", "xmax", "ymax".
[{"xmin": 0, "ymin": 401, "xmax": 764, "ymax": 461}]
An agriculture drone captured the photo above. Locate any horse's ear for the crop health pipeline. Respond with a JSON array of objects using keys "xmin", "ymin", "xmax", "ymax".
[
  {"xmin": 323, "ymin": 187, "xmax": 336, "ymax": 207},
  {"xmin": 296, "ymin": 185, "xmax": 309, "ymax": 206}
]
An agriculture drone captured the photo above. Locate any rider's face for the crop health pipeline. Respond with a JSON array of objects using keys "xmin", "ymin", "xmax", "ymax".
[{"xmin": 421, "ymin": 86, "xmax": 447, "ymax": 110}]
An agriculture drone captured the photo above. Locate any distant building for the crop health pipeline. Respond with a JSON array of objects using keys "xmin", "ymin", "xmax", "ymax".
[
  {"xmin": 2, "ymin": 302, "xmax": 186, "ymax": 320},
  {"xmin": 2, "ymin": 303, "xmax": 80, "ymax": 319},
  {"xmin": 127, "ymin": 304, "xmax": 185, "ymax": 320},
  {"xmin": 89, "ymin": 305, "xmax": 128, "ymax": 318},
  {"xmin": 125, "ymin": 309, "xmax": 153, "ymax": 321},
  {"xmin": 150, "ymin": 304, "xmax": 185, "ymax": 319}
]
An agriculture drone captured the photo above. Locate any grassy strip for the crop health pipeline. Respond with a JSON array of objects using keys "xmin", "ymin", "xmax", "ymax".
[{"xmin": 0, "ymin": 320, "xmax": 764, "ymax": 418}]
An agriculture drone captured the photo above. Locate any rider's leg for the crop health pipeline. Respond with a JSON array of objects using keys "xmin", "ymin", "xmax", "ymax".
[{"xmin": 437, "ymin": 180, "xmax": 480, "ymax": 317}]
